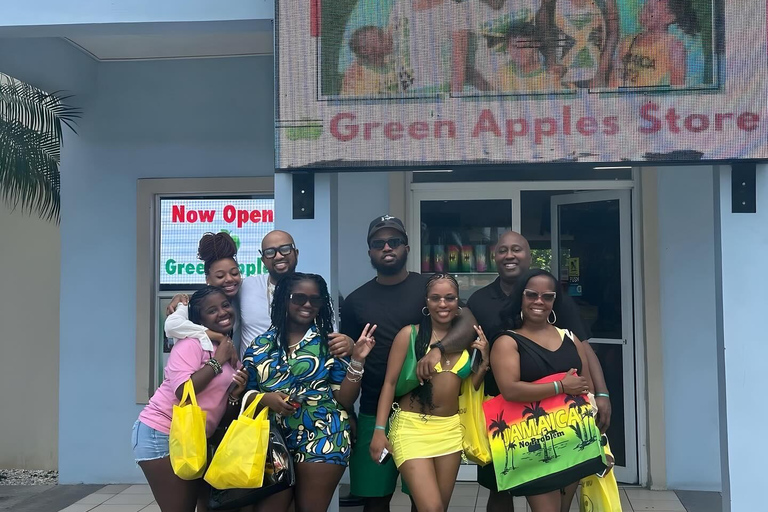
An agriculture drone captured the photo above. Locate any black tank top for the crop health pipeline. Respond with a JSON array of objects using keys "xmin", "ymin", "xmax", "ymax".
[{"xmin": 504, "ymin": 328, "xmax": 582, "ymax": 382}]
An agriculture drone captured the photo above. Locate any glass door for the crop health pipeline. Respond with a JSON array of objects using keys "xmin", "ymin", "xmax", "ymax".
[
  {"xmin": 550, "ymin": 190, "xmax": 638, "ymax": 484},
  {"xmin": 410, "ymin": 185, "xmax": 518, "ymax": 297}
]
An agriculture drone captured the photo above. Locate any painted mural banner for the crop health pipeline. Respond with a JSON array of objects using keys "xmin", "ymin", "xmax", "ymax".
[
  {"xmin": 482, "ymin": 372, "xmax": 606, "ymax": 494},
  {"xmin": 276, "ymin": 1, "xmax": 768, "ymax": 168},
  {"xmin": 159, "ymin": 198, "xmax": 275, "ymax": 286}
]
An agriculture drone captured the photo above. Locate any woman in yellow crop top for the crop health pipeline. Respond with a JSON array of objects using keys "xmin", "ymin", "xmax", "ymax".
[
  {"xmin": 371, "ymin": 273, "xmax": 490, "ymax": 512},
  {"xmin": 611, "ymin": 0, "xmax": 700, "ymax": 88}
]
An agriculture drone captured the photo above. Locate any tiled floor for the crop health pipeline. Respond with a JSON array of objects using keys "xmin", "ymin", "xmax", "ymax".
[{"xmin": 58, "ymin": 483, "xmax": 693, "ymax": 512}]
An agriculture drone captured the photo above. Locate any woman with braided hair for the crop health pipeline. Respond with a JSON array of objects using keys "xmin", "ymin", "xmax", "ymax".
[
  {"xmin": 241, "ymin": 273, "xmax": 376, "ymax": 512},
  {"xmin": 370, "ymin": 273, "xmax": 490, "ymax": 512},
  {"xmin": 134, "ymin": 286, "xmax": 248, "ymax": 512},
  {"xmin": 165, "ymin": 232, "xmax": 244, "ymax": 362}
]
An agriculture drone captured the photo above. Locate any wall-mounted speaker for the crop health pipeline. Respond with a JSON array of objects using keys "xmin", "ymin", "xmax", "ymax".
[
  {"xmin": 292, "ymin": 173, "xmax": 315, "ymax": 219},
  {"xmin": 731, "ymin": 163, "xmax": 756, "ymax": 214}
]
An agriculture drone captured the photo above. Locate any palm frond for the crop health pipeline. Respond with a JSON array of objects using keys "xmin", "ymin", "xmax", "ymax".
[{"xmin": 0, "ymin": 72, "xmax": 81, "ymax": 222}]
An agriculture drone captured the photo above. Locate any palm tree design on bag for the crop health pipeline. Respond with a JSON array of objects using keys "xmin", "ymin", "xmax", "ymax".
[
  {"xmin": 489, "ymin": 412, "xmax": 516, "ymax": 474},
  {"xmin": 564, "ymin": 394, "xmax": 598, "ymax": 449},
  {"xmin": 522, "ymin": 402, "xmax": 560, "ymax": 463}
]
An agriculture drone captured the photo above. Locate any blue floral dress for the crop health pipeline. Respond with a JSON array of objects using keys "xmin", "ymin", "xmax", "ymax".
[{"xmin": 242, "ymin": 325, "xmax": 352, "ymax": 465}]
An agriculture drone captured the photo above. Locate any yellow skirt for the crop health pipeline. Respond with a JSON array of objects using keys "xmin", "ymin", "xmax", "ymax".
[{"xmin": 389, "ymin": 410, "xmax": 462, "ymax": 468}]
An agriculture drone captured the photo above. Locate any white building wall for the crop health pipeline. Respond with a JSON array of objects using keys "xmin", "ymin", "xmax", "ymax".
[
  {"xmin": 656, "ymin": 166, "xmax": 722, "ymax": 491},
  {"xmin": 0, "ymin": 0, "xmax": 273, "ymax": 28},
  {"xmin": 718, "ymin": 164, "xmax": 768, "ymax": 510},
  {"xmin": 0, "ymin": 203, "xmax": 60, "ymax": 470},
  {"xmin": 337, "ymin": 172, "xmax": 391, "ymax": 298}
]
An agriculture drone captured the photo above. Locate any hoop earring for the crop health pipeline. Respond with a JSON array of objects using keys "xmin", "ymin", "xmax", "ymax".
[
  {"xmin": 548, "ymin": 310, "xmax": 557, "ymax": 325},
  {"xmin": 457, "ymin": 306, "xmax": 462, "ymax": 315},
  {"xmin": 520, "ymin": 311, "xmax": 524, "ymax": 322},
  {"xmin": 422, "ymin": 307, "xmax": 430, "ymax": 317}
]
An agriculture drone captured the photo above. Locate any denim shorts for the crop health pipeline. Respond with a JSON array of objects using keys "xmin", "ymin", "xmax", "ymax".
[{"xmin": 132, "ymin": 420, "xmax": 170, "ymax": 462}]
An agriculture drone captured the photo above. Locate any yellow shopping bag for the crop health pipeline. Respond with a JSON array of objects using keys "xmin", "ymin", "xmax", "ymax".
[
  {"xmin": 205, "ymin": 393, "xmax": 271, "ymax": 490},
  {"xmin": 458, "ymin": 379, "xmax": 492, "ymax": 466},
  {"xmin": 580, "ymin": 440, "xmax": 622, "ymax": 512},
  {"xmin": 169, "ymin": 380, "xmax": 208, "ymax": 480}
]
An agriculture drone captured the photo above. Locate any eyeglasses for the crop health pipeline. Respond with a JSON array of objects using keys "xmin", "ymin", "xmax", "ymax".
[
  {"xmin": 427, "ymin": 295, "xmax": 459, "ymax": 304},
  {"xmin": 260, "ymin": 243, "xmax": 295, "ymax": 259},
  {"xmin": 369, "ymin": 237, "xmax": 405, "ymax": 250},
  {"xmin": 523, "ymin": 289, "xmax": 557, "ymax": 303},
  {"xmin": 289, "ymin": 293, "xmax": 325, "ymax": 308}
]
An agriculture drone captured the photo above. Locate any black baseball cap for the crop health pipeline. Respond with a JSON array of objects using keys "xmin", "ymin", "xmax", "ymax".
[{"xmin": 367, "ymin": 215, "xmax": 408, "ymax": 244}]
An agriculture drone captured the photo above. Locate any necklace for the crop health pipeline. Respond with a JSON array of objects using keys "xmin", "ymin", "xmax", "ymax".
[{"xmin": 430, "ymin": 331, "xmax": 450, "ymax": 367}]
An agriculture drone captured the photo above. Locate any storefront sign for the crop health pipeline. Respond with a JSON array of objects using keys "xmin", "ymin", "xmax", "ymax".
[
  {"xmin": 276, "ymin": 1, "xmax": 766, "ymax": 169},
  {"xmin": 159, "ymin": 198, "xmax": 275, "ymax": 286}
]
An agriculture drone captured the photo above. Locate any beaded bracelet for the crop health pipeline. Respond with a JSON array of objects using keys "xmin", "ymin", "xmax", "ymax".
[{"xmin": 206, "ymin": 358, "xmax": 223, "ymax": 375}]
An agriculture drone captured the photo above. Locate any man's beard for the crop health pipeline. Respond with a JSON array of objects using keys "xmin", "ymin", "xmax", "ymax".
[{"xmin": 370, "ymin": 252, "xmax": 408, "ymax": 276}]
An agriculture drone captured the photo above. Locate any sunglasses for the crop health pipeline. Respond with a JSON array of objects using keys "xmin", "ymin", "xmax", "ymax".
[
  {"xmin": 260, "ymin": 243, "xmax": 295, "ymax": 259},
  {"xmin": 289, "ymin": 293, "xmax": 325, "ymax": 308},
  {"xmin": 369, "ymin": 237, "xmax": 405, "ymax": 250},
  {"xmin": 427, "ymin": 294, "xmax": 459, "ymax": 304},
  {"xmin": 523, "ymin": 289, "xmax": 557, "ymax": 303}
]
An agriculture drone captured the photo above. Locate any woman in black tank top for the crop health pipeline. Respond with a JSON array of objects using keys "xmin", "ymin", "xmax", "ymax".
[{"xmin": 490, "ymin": 269, "xmax": 594, "ymax": 512}]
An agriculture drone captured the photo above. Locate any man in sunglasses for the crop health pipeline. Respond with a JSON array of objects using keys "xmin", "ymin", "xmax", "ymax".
[
  {"xmin": 167, "ymin": 230, "xmax": 354, "ymax": 359},
  {"xmin": 467, "ymin": 230, "xmax": 612, "ymax": 512},
  {"xmin": 240, "ymin": 230, "xmax": 355, "ymax": 358},
  {"xmin": 341, "ymin": 215, "xmax": 480, "ymax": 512}
]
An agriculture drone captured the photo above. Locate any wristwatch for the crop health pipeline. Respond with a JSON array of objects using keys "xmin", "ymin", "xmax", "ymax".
[{"xmin": 430, "ymin": 341, "xmax": 446, "ymax": 356}]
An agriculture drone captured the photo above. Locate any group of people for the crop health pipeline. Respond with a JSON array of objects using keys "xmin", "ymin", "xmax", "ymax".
[
  {"xmin": 337, "ymin": 0, "xmax": 705, "ymax": 96},
  {"xmin": 132, "ymin": 214, "xmax": 613, "ymax": 512}
]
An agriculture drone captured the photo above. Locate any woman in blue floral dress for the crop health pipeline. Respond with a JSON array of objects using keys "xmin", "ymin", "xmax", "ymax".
[{"xmin": 242, "ymin": 272, "xmax": 376, "ymax": 512}]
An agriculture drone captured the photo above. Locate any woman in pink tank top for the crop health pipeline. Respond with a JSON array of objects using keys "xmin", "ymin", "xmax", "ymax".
[{"xmin": 133, "ymin": 286, "xmax": 248, "ymax": 512}]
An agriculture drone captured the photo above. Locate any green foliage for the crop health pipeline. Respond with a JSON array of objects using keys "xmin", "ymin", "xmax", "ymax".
[
  {"xmin": 0, "ymin": 73, "xmax": 80, "ymax": 222},
  {"xmin": 530, "ymin": 249, "xmax": 552, "ymax": 273}
]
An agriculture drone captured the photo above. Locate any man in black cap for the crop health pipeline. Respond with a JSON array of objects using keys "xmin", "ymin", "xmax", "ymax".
[{"xmin": 341, "ymin": 215, "xmax": 480, "ymax": 512}]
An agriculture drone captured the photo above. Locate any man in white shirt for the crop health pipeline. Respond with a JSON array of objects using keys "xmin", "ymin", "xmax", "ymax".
[
  {"xmin": 166, "ymin": 230, "xmax": 354, "ymax": 359},
  {"xmin": 238, "ymin": 229, "xmax": 298, "ymax": 350}
]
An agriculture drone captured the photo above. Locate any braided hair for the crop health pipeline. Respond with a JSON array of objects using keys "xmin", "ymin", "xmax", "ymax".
[
  {"xmin": 409, "ymin": 273, "xmax": 460, "ymax": 414},
  {"xmin": 188, "ymin": 286, "xmax": 229, "ymax": 325},
  {"xmin": 197, "ymin": 232, "xmax": 238, "ymax": 275},
  {"xmin": 270, "ymin": 272, "xmax": 335, "ymax": 352}
]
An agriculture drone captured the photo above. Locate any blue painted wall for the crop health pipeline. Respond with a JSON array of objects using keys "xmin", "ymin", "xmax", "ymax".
[
  {"xmin": 657, "ymin": 166, "xmax": 721, "ymax": 491},
  {"xmin": 55, "ymin": 55, "xmax": 275, "ymax": 484},
  {"xmin": 0, "ymin": 0, "xmax": 273, "ymax": 27},
  {"xmin": 718, "ymin": 164, "xmax": 768, "ymax": 510}
]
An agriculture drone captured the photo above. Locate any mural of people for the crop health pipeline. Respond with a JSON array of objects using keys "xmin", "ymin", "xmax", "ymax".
[
  {"xmin": 497, "ymin": 22, "xmax": 563, "ymax": 92},
  {"xmin": 341, "ymin": 26, "xmax": 399, "ymax": 95},
  {"xmin": 540, "ymin": 0, "xmax": 619, "ymax": 88},
  {"xmin": 323, "ymin": 0, "xmax": 715, "ymax": 96},
  {"xmin": 335, "ymin": 0, "xmax": 470, "ymax": 96},
  {"xmin": 464, "ymin": 0, "xmax": 546, "ymax": 92},
  {"xmin": 611, "ymin": 0, "xmax": 701, "ymax": 87}
]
